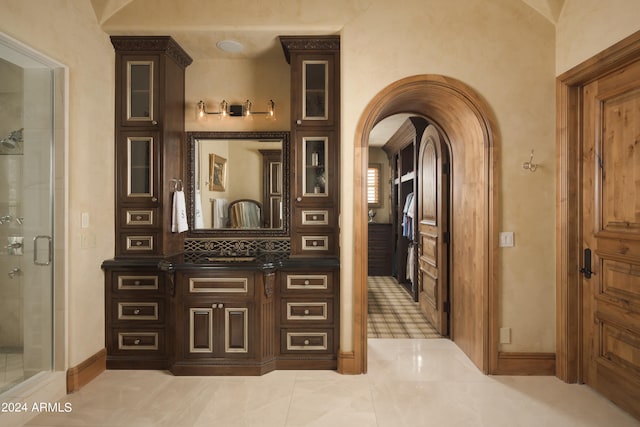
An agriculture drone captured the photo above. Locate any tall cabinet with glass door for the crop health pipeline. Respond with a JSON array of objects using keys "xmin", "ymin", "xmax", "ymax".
[
  {"xmin": 103, "ymin": 36, "xmax": 192, "ymax": 370},
  {"xmin": 278, "ymin": 36, "xmax": 341, "ymax": 369}
]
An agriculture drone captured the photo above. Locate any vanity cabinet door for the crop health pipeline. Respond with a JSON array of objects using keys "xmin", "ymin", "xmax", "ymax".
[
  {"xmin": 117, "ymin": 131, "xmax": 160, "ymax": 206},
  {"xmin": 183, "ymin": 300, "xmax": 253, "ymax": 359},
  {"xmin": 280, "ymin": 35, "xmax": 339, "ymax": 127},
  {"xmin": 117, "ymin": 55, "xmax": 160, "ymax": 128},
  {"xmin": 292, "ymin": 131, "xmax": 338, "ymax": 207}
]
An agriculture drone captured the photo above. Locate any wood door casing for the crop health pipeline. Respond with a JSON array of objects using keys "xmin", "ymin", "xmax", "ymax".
[
  {"xmin": 417, "ymin": 125, "xmax": 450, "ymax": 335},
  {"xmin": 581, "ymin": 58, "xmax": 640, "ymax": 419}
]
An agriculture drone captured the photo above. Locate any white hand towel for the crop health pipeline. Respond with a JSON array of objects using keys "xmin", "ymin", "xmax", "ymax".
[
  {"xmin": 194, "ymin": 190, "xmax": 204, "ymax": 229},
  {"xmin": 212, "ymin": 198, "xmax": 228, "ymax": 228},
  {"xmin": 172, "ymin": 190, "xmax": 189, "ymax": 233}
]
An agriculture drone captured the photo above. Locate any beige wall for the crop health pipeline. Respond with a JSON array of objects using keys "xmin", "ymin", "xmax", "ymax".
[
  {"xmin": 341, "ymin": 0, "xmax": 557, "ymax": 352},
  {"xmin": 0, "ymin": 0, "xmax": 114, "ymax": 369},
  {"xmin": 556, "ymin": 0, "xmax": 640, "ymax": 74}
]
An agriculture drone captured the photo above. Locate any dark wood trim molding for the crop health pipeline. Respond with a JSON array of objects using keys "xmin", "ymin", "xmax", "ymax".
[
  {"xmin": 556, "ymin": 29, "xmax": 640, "ymax": 384},
  {"xmin": 495, "ymin": 352, "xmax": 556, "ymax": 376},
  {"xmin": 66, "ymin": 348, "xmax": 106, "ymax": 393}
]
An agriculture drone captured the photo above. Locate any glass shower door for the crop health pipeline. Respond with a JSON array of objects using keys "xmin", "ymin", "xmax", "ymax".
[{"xmin": 0, "ymin": 48, "xmax": 54, "ymax": 395}]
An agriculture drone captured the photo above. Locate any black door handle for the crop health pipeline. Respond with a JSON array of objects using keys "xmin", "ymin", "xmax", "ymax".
[{"xmin": 580, "ymin": 248, "xmax": 592, "ymax": 279}]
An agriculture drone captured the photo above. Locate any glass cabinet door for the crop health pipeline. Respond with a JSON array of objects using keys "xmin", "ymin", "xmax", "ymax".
[
  {"xmin": 302, "ymin": 136, "xmax": 328, "ymax": 197},
  {"xmin": 121, "ymin": 57, "xmax": 158, "ymax": 126},
  {"xmin": 124, "ymin": 135, "xmax": 157, "ymax": 203},
  {"xmin": 302, "ymin": 60, "xmax": 328, "ymax": 121}
]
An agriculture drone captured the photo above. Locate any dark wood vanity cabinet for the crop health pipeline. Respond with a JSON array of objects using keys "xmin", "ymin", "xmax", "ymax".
[
  {"xmin": 170, "ymin": 269, "xmax": 276, "ymax": 375},
  {"xmin": 111, "ymin": 36, "xmax": 192, "ymax": 258},
  {"xmin": 277, "ymin": 264, "xmax": 340, "ymax": 369},
  {"xmin": 104, "ymin": 36, "xmax": 192, "ymax": 370},
  {"xmin": 280, "ymin": 36, "xmax": 340, "ymax": 257},
  {"xmin": 103, "ymin": 262, "xmax": 168, "ymax": 369}
]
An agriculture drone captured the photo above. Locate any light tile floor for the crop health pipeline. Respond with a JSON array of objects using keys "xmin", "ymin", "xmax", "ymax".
[{"xmin": 16, "ymin": 339, "xmax": 639, "ymax": 427}]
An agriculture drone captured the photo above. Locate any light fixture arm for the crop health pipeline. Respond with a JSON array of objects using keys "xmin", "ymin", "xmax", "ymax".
[{"xmin": 197, "ymin": 99, "xmax": 275, "ymax": 120}]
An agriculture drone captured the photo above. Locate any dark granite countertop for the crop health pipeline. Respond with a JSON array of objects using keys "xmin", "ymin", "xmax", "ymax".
[{"xmin": 102, "ymin": 252, "xmax": 340, "ymax": 272}]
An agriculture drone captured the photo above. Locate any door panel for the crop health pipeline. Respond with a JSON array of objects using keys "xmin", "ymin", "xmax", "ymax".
[
  {"xmin": 417, "ymin": 125, "xmax": 449, "ymax": 335},
  {"xmin": 582, "ymin": 59, "xmax": 640, "ymax": 418}
]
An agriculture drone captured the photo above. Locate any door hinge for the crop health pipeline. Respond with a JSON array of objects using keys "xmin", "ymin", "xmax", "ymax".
[{"xmin": 443, "ymin": 301, "xmax": 450, "ymax": 313}]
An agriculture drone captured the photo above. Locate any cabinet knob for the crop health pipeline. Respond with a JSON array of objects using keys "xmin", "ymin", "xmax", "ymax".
[
  {"xmin": 296, "ymin": 119, "xmax": 302, "ymax": 125},
  {"xmin": 133, "ymin": 280, "xmax": 141, "ymax": 285},
  {"xmin": 133, "ymin": 309, "xmax": 141, "ymax": 315},
  {"xmin": 312, "ymin": 241, "xmax": 318, "ymax": 246},
  {"xmin": 134, "ymin": 339, "xmax": 141, "ymax": 345},
  {"xmin": 303, "ymin": 339, "xmax": 310, "ymax": 345},
  {"xmin": 219, "ymin": 303, "xmax": 224, "ymax": 309},
  {"xmin": 151, "ymin": 120, "xmax": 158, "ymax": 125},
  {"xmin": 135, "ymin": 241, "xmax": 142, "ymax": 246},
  {"xmin": 151, "ymin": 197, "xmax": 158, "ymax": 202},
  {"xmin": 312, "ymin": 215, "xmax": 318, "ymax": 220},
  {"xmin": 135, "ymin": 215, "xmax": 142, "ymax": 220},
  {"xmin": 296, "ymin": 197, "xmax": 302, "ymax": 202},
  {"xmin": 304, "ymin": 309, "xmax": 310, "ymax": 315},
  {"xmin": 304, "ymin": 280, "xmax": 310, "ymax": 285}
]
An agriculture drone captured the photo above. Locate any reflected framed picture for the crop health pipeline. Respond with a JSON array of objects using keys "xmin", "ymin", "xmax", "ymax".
[{"xmin": 209, "ymin": 154, "xmax": 227, "ymax": 191}]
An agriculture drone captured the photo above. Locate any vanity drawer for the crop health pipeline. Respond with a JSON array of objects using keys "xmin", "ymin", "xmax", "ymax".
[
  {"xmin": 281, "ymin": 272, "xmax": 334, "ymax": 294},
  {"xmin": 281, "ymin": 299, "xmax": 333, "ymax": 323},
  {"xmin": 280, "ymin": 329, "xmax": 334, "ymax": 353},
  {"xmin": 111, "ymin": 272, "xmax": 163, "ymax": 295},
  {"xmin": 119, "ymin": 233, "xmax": 159, "ymax": 255},
  {"xmin": 121, "ymin": 208, "xmax": 157, "ymax": 227},
  {"xmin": 111, "ymin": 329, "xmax": 165, "ymax": 355},
  {"xmin": 300, "ymin": 235, "xmax": 330, "ymax": 252},
  {"xmin": 301, "ymin": 209, "xmax": 330, "ymax": 226},
  {"xmin": 112, "ymin": 300, "xmax": 164, "ymax": 323},
  {"xmin": 184, "ymin": 272, "xmax": 254, "ymax": 296}
]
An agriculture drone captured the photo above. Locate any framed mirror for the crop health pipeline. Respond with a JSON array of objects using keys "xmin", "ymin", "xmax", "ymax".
[{"xmin": 186, "ymin": 131, "xmax": 290, "ymax": 237}]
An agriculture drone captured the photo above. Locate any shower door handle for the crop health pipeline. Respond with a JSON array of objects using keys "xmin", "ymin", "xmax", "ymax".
[{"xmin": 34, "ymin": 235, "xmax": 52, "ymax": 266}]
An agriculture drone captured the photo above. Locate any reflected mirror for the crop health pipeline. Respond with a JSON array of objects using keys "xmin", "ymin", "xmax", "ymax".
[{"xmin": 186, "ymin": 131, "xmax": 289, "ymax": 236}]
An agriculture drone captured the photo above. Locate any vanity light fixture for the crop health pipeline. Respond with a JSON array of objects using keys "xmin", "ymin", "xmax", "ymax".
[{"xmin": 197, "ymin": 99, "xmax": 275, "ymax": 120}]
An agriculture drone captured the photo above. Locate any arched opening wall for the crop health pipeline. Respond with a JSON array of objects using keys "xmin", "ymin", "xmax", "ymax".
[{"xmin": 343, "ymin": 74, "xmax": 499, "ymax": 373}]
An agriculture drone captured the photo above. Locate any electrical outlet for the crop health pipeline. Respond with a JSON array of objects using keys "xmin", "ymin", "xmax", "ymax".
[
  {"xmin": 500, "ymin": 327, "xmax": 511, "ymax": 344},
  {"xmin": 499, "ymin": 231, "xmax": 514, "ymax": 247}
]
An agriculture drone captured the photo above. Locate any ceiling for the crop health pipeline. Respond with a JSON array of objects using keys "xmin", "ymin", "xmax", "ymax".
[{"xmin": 90, "ymin": 0, "xmax": 565, "ymax": 145}]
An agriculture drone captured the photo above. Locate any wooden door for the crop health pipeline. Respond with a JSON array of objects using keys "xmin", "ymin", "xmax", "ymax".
[
  {"xmin": 581, "ymin": 58, "xmax": 640, "ymax": 418},
  {"xmin": 417, "ymin": 125, "xmax": 449, "ymax": 335}
]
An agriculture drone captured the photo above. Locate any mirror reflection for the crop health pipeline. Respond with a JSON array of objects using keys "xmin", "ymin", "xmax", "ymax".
[{"xmin": 187, "ymin": 132, "xmax": 289, "ymax": 235}]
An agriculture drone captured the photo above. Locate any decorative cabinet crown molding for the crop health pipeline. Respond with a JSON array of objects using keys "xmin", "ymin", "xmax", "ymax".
[
  {"xmin": 279, "ymin": 35, "xmax": 340, "ymax": 63},
  {"xmin": 110, "ymin": 36, "xmax": 193, "ymax": 68}
]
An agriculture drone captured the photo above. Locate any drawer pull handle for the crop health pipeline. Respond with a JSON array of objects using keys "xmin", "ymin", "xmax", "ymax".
[
  {"xmin": 133, "ymin": 309, "xmax": 140, "ymax": 315},
  {"xmin": 134, "ymin": 339, "xmax": 141, "ymax": 345},
  {"xmin": 304, "ymin": 309, "xmax": 310, "ymax": 315},
  {"xmin": 303, "ymin": 339, "xmax": 310, "ymax": 345}
]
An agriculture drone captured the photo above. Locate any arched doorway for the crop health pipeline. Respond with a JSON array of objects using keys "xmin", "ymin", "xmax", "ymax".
[{"xmin": 348, "ymin": 75, "xmax": 498, "ymax": 374}]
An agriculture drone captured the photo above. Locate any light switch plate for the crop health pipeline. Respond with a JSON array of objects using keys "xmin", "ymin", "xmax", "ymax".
[
  {"xmin": 499, "ymin": 231, "xmax": 514, "ymax": 247},
  {"xmin": 500, "ymin": 327, "xmax": 511, "ymax": 344}
]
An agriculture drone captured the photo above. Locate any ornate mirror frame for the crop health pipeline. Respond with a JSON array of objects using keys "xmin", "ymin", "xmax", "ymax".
[{"xmin": 186, "ymin": 131, "xmax": 290, "ymax": 237}]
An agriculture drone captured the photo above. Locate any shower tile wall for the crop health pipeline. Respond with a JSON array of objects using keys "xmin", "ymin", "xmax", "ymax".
[{"xmin": 0, "ymin": 58, "xmax": 24, "ymax": 352}]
